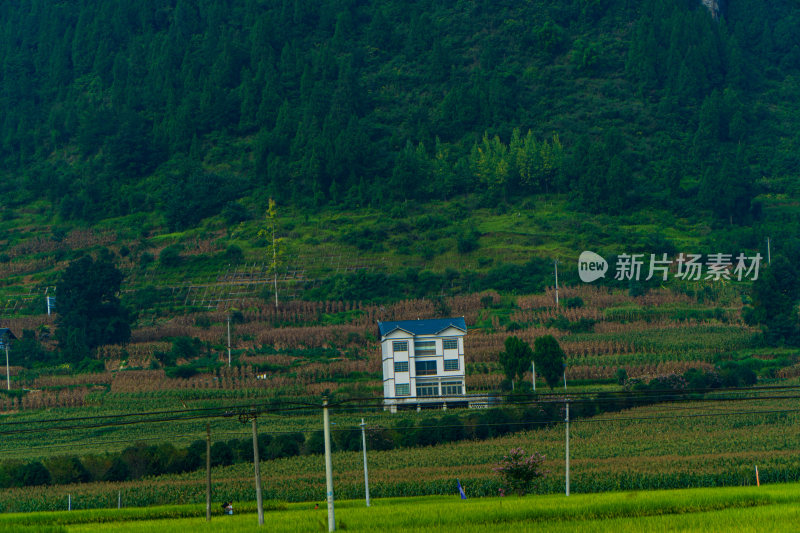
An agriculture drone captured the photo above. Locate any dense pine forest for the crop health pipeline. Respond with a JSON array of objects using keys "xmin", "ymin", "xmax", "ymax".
[{"xmin": 1, "ymin": 0, "xmax": 798, "ymax": 230}]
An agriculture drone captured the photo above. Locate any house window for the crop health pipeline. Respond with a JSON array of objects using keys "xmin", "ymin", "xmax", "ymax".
[
  {"xmin": 443, "ymin": 339, "xmax": 458, "ymax": 351},
  {"xmin": 441, "ymin": 381, "xmax": 463, "ymax": 396},
  {"xmin": 416, "ymin": 383, "xmax": 439, "ymax": 397},
  {"xmin": 414, "ymin": 340, "xmax": 436, "ymax": 356},
  {"xmin": 394, "ymin": 361, "xmax": 409, "ymax": 373},
  {"xmin": 415, "ymin": 360, "xmax": 437, "ymax": 376},
  {"xmin": 443, "ymin": 359, "xmax": 459, "ymax": 371},
  {"xmin": 395, "ymin": 383, "xmax": 410, "ymax": 396},
  {"xmin": 393, "ymin": 341, "xmax": 408, "ymax": 352}
]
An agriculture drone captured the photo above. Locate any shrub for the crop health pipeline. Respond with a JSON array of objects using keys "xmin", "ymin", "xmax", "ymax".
[
  {"xmin": 139, "ymin": 251, "xmax": 154, "ymax": 266},
  {"xmin": 565, "ymin": 296, "xmax": 584, "ymax": 308},
  {"xmin": 45, "ymin": 456, "xmax": 90, "ymax": 485},
  {"xmin": 166, "ymin": 365, "xmax": 199, "ymax": 379},
  {"xmin": 222, "ymin": 201, "xmax": 250, "ymax": 224},
  {"xmin": 210, "ymin": 442, "xmax": 234, "ymax": 467},
  {"xmin": 493, "ymin": 448, "xmax": 548, "ymax": 496},
  {"xmin": 159, "ymin": 245, "xmax": 183, "ymax": 267},
  {"xmin": 103, "ymin": 457, "xmax": 131, "ymax": 482},
  {"xmin": 457, "ymin": 230, "xmax": 480, "ymax": 254},
  {"xmin": 224, "ymin": 244, "xmax": 244, "ymax": 264},
  {"xmin": 20, "ymin": 461, "xmax": 51, "ymax": 486}
]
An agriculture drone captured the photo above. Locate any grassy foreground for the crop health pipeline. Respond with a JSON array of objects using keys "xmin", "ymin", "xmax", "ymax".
[{"xmin": 2, "ymin": 483, "xmax": 800, "ymax": 532}]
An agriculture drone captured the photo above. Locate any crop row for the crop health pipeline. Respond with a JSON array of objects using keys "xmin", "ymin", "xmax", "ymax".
[{"xmin": 0, "ymin": 398, "xmax": 797, "ymax": 510}]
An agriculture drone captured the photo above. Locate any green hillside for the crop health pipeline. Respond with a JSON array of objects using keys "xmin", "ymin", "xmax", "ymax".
[
  {"xmin": 1, "ymin": 0, "xmax": 799, "ymax": 304},
  {"xmin": 0, "ymin": 2, "xmax": 798, "ymax": 394}
]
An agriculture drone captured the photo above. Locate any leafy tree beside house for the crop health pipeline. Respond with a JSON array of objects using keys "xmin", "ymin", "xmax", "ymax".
[
  {"xmin": 533, "ymin": 335, "xmax": 566, "ymax": 389},
  {"xmin": 55, "ymin": 251, "xmax": 132, "ymax": 365},
  {"xmin": 499, "ymin": 336, "xmax": 534, "ymax": 390}
]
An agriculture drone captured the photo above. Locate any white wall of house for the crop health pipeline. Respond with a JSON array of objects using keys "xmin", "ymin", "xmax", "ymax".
[{"xmin": 380, "ymin": 323, "xmax": 466, "ymax": 408}]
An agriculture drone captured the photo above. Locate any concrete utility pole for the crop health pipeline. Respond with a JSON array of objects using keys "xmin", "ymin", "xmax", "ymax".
[
  {"xmin": 531, "ymin": 361, "xmax": 536, "ymax": 392},
  {"xmin": 206, "ymin": 424, "xmax": 211, "ymax": 522},
  {"xmin": 360, "ymin": 419, "xmax": 371, "ymax": 507},
  {"xmin": 237, "ymin": 411, "xmax": 264, "ymax": 526},
  {"xmin": 323, "ymin": 396, "xmax": 336, "ymax": 531},
  {"xmin": 767, "ymin": 237, "xmax": 771, "ymax": 264},
  {"xmin": 251, "ymin": 416, "xmax": 264, "ymax": 526},
  {"xmin": 565, "ymin": 402, "xmax": 570, "ymax": 497},
  {"xmin": 5, "ymin": 344, "xmax": 9, "ymax": 391},
  {"xmin": 227, "ymin": 315, "xmax": 232, "ymax": 367},
  {"xmin": 554, "ymin": 259, "xmax": 559, "ymax": 307}
]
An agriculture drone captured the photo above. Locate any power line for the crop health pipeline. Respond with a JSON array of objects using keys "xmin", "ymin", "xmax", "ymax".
[{"xmin": 1, "ymin": 385, "xmax": 798, "ymax": 439}]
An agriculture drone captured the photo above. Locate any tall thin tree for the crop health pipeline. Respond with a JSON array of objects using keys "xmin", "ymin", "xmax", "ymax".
[{"xmin": 258, "ymin": 198, "xmax": 282, "ymax": 308}]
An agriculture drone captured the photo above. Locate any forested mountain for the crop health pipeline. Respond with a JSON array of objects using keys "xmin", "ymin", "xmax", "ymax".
[{"xmin": 2, "ymin": 0, "xmax": 799, "ymax": 238}]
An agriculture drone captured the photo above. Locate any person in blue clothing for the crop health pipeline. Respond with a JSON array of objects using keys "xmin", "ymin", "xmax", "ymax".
[{"xmin": 222, "ymin": 502, "xmax": 233, "ymax": 515}]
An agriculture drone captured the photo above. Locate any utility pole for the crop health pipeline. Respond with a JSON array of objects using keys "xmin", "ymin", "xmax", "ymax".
[
  {"xmin": 565, "ymin": 401, "xmax": 570, "ymax": 497},
  {"xmin": 206, "ymin": 424, "xmax": 211, "ymax": 522},
  {"xmin": 767, "ymin": 237, "xmax": 771, "ymax": 264},
  {"xmin": 554, "ymin": 259, "xmax": 559, "ymax": 307},
  {"xmin": 323, "ymin": 396, "xmax": 336, "ymax": 531},
  {"xmin": 531, "ymin": 361, "xmax": 536, "ymax": 392},
  {"xmin": 237, "ymin": 411, "xmax": 264, "ymax": 526},
  {"xmin": 227, "ymin": 315, "xmax": 232, "ymax": 367},
  {"xmin": 5, "ymin": 344, "xmax": 9, "ymax": 391},
  {"xmin": 251, "ymin": 415, "xmax": 264, "ymax": 526},
  {"xmin": 360, "ymin": 418, "xmax": 370, "ymax": 507},
  {"xmin": 273, "ymin": 222, "xmax": 278, "ymax": 309}
]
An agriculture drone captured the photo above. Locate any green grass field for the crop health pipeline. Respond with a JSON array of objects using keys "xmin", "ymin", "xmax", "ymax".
[{"xmin": 2, "ymin": 483, "xmax": 800, "ymax": 532}]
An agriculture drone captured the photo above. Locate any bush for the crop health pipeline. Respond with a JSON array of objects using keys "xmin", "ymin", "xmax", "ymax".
[
  {"xmin": 565, "ymin": 297, "xmax": 584, "ymax": 308},
  {"xmin": 76, "ymin": 358, "xmax": 105, "ymax": 373},
  {"xmin": 103, "ymin": 457, "xmax": 131, "ymax": 482},
  {"xmin": 20, "ymin": 461, "xmax": 51, "ymax": 486},
  {"xmin": 159, "ymin": 245, "xmax": 183, "ymax": 267},
  {"xmin": 266, "ymin": 433, "xmax": 305, "ymax": 459},
  {"xmin": 224, "ymin": 244, "xmax": 244, "ymax": 264},
  {"xmin": 457, "ymin": 230, "xmax": 480, "ymax": 254},
  {"xmin": 166, "ymin": 364, "xmax": 199, "ymax": 379},
  {"xmin": 210, "ymin": 442, "xmax": 234, "ymax": 467},
  {"xmin": 222, "ymin": 201, "xmax": 250, "ymax": 224},
  {"xmin": 171, "ymin": 336, "xmax": 203, "ymax": 361},
  {"xmin": 493, "ymin": 448, "xmax": 548, "ymax": 496},
  {"xmin": 139, "ymin": 251, "xmax": 154, "ymax": 266},
  {"xmin": 45, "ymin": 456, "xmax": 90, "ymax": 485}
]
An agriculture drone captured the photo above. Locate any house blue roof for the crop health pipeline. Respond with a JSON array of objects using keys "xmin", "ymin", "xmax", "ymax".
[{"xmin": 378, "ymin": 317, "xmax": 467, "ymax": 338}]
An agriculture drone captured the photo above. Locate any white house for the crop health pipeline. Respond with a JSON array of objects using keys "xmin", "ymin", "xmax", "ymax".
[{"xmin": 378, "ymin": 317, "xmax": 467, "ymax": 411}]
